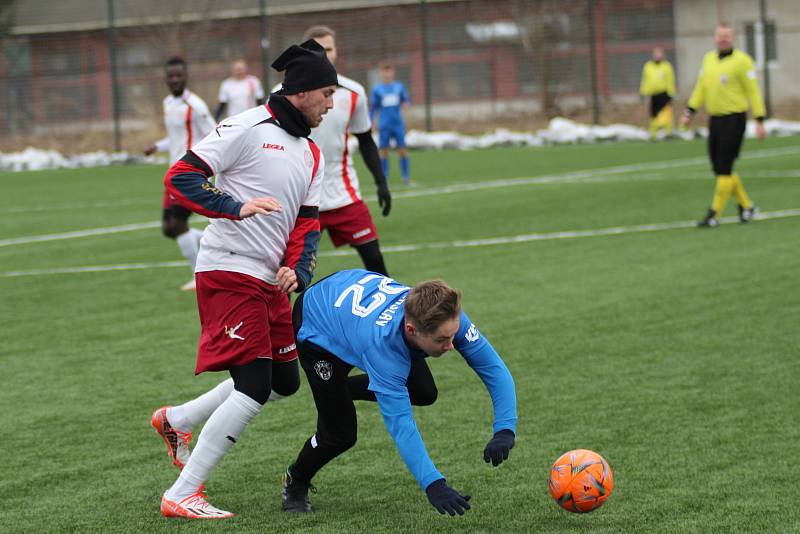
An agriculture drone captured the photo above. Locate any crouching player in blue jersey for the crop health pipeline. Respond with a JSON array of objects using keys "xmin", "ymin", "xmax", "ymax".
[{"xmin": 282, "ymin": 269, "xmax": 517, "ymax": 516}]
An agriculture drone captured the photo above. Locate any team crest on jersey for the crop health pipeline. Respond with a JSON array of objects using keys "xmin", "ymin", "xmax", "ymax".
[
  {"xmin": 465, "ymin": 323, "xmax": 480, "ymax": 343},
  {"xmin": 314, "ymin": 360, "xmax": 333, "ymax": 381},
  {"xmin": 304, "ymin": 150, "xmax": 314, "ymax": 168},
  {"xmin": 720, "ymin": 73, "xmax": 729, "ymax": 85}
]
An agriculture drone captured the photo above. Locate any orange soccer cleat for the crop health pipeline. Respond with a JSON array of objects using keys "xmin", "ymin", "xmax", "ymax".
[
  {"xmin": 160, "ymin": 492, "xmax": 234, "ymax": 519},
  {"xmin": 151, "ymin": 406, "xmax": 192, "ymax": 470}
]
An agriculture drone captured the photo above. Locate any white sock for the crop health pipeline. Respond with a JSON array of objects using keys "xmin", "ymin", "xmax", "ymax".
[
  {"xmin": 164, "ymin": 390, "xmax": 262, "ymax": 501},
  {"xmin": 167, "ymin": 379, "xmax": 234, "ymax": 432},
  {"xmin": 176, "ymin": 228, "xmax": 203, "ymax": 271}
]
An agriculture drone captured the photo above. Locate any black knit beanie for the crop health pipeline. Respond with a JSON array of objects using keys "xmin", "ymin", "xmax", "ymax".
[{"xmin": 272, "ymin": 39, "xmax": 338, "ymax": 94}]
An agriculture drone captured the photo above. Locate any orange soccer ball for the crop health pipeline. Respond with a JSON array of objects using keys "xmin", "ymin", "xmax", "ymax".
[{"xmin": 548, "ymin": 449, "xmax": 614, "ymax": 513}]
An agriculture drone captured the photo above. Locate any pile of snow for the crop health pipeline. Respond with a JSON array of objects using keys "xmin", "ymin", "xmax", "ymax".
[
  {"xmin": 3, "ymin": 118, "xmax": 799, "ymax": 172},
  {"xmin": 405, "ymin": 118, "xmax": 800, "ymax": 150},
  {"xmin": 0, "ymin": 148, "xmax": 165, "ymax": 172}
]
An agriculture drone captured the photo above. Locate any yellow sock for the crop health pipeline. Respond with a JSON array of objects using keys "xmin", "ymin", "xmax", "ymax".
[
  {"xmin": 649, "ymin": 117, "xmax": 658, "ymax": 139},
  {"xmin": 711, "ymin": 175, "xmax": 734, "ymax": 215},
  {"xmin": 731, "ymin": 173, "xmax": 753, "ymax": 209},
  {"xmin": 661, "ymin": 106, "xmax": 673, "ymax": 134}
]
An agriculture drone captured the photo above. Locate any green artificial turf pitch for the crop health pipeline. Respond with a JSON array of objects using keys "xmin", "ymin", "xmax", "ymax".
[{"xmin": 1, "ymin": 136, "xmax": 798, "ymax": 533}]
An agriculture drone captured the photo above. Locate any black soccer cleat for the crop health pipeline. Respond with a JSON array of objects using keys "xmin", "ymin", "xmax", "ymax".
[
  {"xmin": 697, "ymin": 209, "xmax": 719, "ymax": 228},
  {"xmin": 282, "ymin": 465, "xmax": 314, "ymax": 513},
  {"xmin": 738, "ymin": 204, "xmax": 757, "ymax": 223}
]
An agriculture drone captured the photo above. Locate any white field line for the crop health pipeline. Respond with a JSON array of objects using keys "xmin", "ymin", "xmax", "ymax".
[
  {"xmin": 3, "ymin": 145, "xmax": 798, "ymax": 217},
  {"xmin": 380, "ymin": 145, "xmax": 800, "ymax": 201},
  {"xmin": 3, "ymin": 209, "xmax": 798, "ymax": 278},
  {"xmin": 2, "ymin": 145, "xmax": 797, "ymax": 248},
  {"xmin": 0, "ymin": 221, "xmax": 161, "ymax": 247},
  {"xmin": 1, "ymin": 197, "xmax": 154, "ymax": 214}
]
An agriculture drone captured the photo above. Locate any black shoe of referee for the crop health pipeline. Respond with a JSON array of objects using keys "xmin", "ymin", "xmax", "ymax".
[
  {"xmin": 738, "ymin": 204, "xmax": 757, "ymax": 223},
  {"xmin": 282, "ymin": 465, "xmax": 314, "ymax": 513},
  {"xmin": 697, "ymin": 209, "xmax": 719, "ymax": 228}
]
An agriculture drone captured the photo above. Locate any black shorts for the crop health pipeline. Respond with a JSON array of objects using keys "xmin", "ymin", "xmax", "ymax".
[
  {"xmin": 708, "ymin": 112, "xmax": 747, "ymax": 175},
  {"xmin": 650, "ymin": 92, "xmax": 672, "ymax": 117},
  {"xmin": 162, "ymin": 204, "xmax": 192, "ymax": 221}
]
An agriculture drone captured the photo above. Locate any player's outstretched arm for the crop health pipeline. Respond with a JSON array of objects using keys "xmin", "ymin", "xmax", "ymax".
[
  {"xmin": 354, "ymin": 131, "xmax": 391, "ymax": 216},
  {"xmin": 374, "ymin": 390, "xmax": 473, "ymax": 515},
  {"xmin": 455, "ymin": 313, "xmax": 518, "ymax": 465}
]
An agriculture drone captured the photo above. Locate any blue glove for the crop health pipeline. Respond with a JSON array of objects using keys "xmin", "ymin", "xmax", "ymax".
[
  {"xmin": 425, "ymin": 479, "xmax": 471, "ymax": 516},
  {"xmin": 483, "ymin": 429, "xmax": 515, "ymax": 466}
]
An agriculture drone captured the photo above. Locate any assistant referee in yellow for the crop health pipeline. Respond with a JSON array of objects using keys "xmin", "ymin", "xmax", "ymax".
[
  {"xmin": 680, "ymin": 23, "xmax": 766, "ymax": 228},
  {"xmin": 640, "ymin": 47, "xmax": 676, "ymax": 139}
]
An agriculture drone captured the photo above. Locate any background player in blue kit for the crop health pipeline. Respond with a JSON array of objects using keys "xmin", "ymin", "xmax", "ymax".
[
  {"xmin": 370, "ymin": 64, "xmax": 412, "ymax": 185},
  {"xmin": 282, "ymin": 270, "xmax": 517, "ymax": 516}
]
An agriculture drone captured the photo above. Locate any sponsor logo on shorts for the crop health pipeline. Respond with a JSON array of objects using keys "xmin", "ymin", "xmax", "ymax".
[
  {"xmin": 278, "ymin": 343, "xmax": 296, "ymax": 355},
  {"xmin": 224, "ymin": 321, "xmax": 245, "ymax": 340},
  {"xmin": 352, "ymin": 228, "xmax": 372, "ymax": 239},
  {"xmin": 314, "ymin": 360, "xmax": 333, "ymax": 381}
]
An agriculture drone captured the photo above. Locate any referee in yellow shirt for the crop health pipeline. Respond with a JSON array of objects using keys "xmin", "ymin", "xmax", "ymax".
[
  {"xmin": 681, "ymin": 23, "xmax": 766, "ymax": 228},
  {"xmin": 640, "ymin": 47, "xmax": 676, "ymax": 139}
]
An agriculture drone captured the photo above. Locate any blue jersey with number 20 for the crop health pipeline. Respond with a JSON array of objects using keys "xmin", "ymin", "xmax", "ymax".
[{"xmin": 297, "ymin": 269, "xmax": 517, "ymax": 491}]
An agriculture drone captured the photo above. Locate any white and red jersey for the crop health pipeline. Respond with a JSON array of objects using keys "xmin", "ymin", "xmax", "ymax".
[
  {"xmin": 155, "ymin": 89, "xmax": 216, "ymax": 164},
  {"xmin": 312, "ymin": 75, "xmax": 372, "ymax": 211},
  {"xmin": 218, "ymin": 75, "xmax": 266, "ymax": 118},
  {"xmin": 166, "ymin": 104, "xmax": 323, "ymax": 285},
  {"xmin": 272, "ymin": 75, "xmax": 371, "ymax": 212}
]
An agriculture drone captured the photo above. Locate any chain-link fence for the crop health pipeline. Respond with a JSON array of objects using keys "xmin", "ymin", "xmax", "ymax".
[{"xmin": 1, "ymin": 0, "xmax": 797, "ymax": 152}]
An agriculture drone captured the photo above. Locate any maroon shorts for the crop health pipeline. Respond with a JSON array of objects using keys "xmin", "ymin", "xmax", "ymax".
[
  {"xmin": 194, "ymin": 270, "xmax": 297, "ymax": 374},
  {"xmin": 162, "ymin": 189, "xmax": 178, "ymax": 209},
  {"xmin": 320, "ymin": 200, "xmax": 379, "ymax": 247}
]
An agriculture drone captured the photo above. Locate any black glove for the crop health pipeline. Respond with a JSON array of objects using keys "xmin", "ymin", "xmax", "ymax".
[
  {"xmin": 425, "ymin": 479, "xmax": 471, "ymax": 516},
  {"xmin": 483, "ymin": 429, "xmax": 515, "ymax": 466},
  {"xmin": 376, "ymin": 182, "xmax": 391, "ymax": 216}
]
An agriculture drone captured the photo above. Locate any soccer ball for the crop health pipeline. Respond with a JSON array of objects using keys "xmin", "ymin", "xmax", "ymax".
[{"xmin": 548, "ymin": 449, "xmax": 614, "ymax": 513}]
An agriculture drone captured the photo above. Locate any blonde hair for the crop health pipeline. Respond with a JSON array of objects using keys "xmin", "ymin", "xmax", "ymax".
[
  {"xmin": 405, "ymin": 280, "xmax": 461, "ymax": 334},
  {"xmin": 303, "ymin": 25, "xmax": 336, "ymax": 41}
]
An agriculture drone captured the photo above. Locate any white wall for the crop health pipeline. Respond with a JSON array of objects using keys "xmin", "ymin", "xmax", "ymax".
[{"xmin": 674, "ymin": 0, "xmax": 800, "ymax": 104}]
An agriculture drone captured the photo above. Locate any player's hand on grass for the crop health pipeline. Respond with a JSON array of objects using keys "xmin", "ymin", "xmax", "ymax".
[
  {"xmin": 425, "ymin": 479, "xmax": 471, "ymax": 516},
  {"xmin": 377, "ymin": 183, "xmax": 391, "ymax": 216},
  {"xmin": 483, "ymin": 429, "xmax": 515, "ymax": 466},
  {"xmin": 239, "ymin": 197, "xmax": 282, "ymax": 218},
  {"xmin": 276, "ymin": 266, "xmax": 298, "ymax": 293}
]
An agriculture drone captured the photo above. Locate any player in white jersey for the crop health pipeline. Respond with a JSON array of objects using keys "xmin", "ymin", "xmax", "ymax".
[
  {"xmin": 300, "ymin": 25, "xmax": 439, "ymax": 412},
  {"xmin": 301, "ymin": 25, "xmax": 391, "ymax": 276},
  {"xmin": 144, "ymin": 57, "xmax": 216, "ymax": 290},
  {"xmin": 214, "ymin": 59, "xmax": 266, "ymax": 120},
  {"xmin": 150, "ymin": 40, "xmax": 337, "ymax": 520}
]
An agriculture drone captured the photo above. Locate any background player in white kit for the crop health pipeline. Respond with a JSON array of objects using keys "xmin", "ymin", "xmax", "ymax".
[
  {"xmin": 277, "ymin": 26, "xmax": 392, "ymax": 276},
  {"xmin": 300, "ymin": 25, "xmax": 439, "ymax": 410},
  {"xmin": 214, "ymin": 59, "xmax": 266, "ymax": 121},
  {"xmin": 144, "ymin": 57, "xmax": 215, "ymax": 291},
  {"xmin": 150, "ymin": 40, "xmax": 337, "ymax": 519}
]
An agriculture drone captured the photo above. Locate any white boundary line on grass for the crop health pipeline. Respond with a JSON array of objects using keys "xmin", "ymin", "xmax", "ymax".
[
  {"xmin": 3, "ymin": 208, "xmax": 798, "ymax": 278},
  {"xmin": 2, "ymin": 144, "xmax": 797, "ymax": 224},
  {"xmin": 385, "ymin": 145, "xmax": 800, "ymax": 201},
  {"xmin": 0, "ymin": 221, "xmax": 161, "ymax": 247}
]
